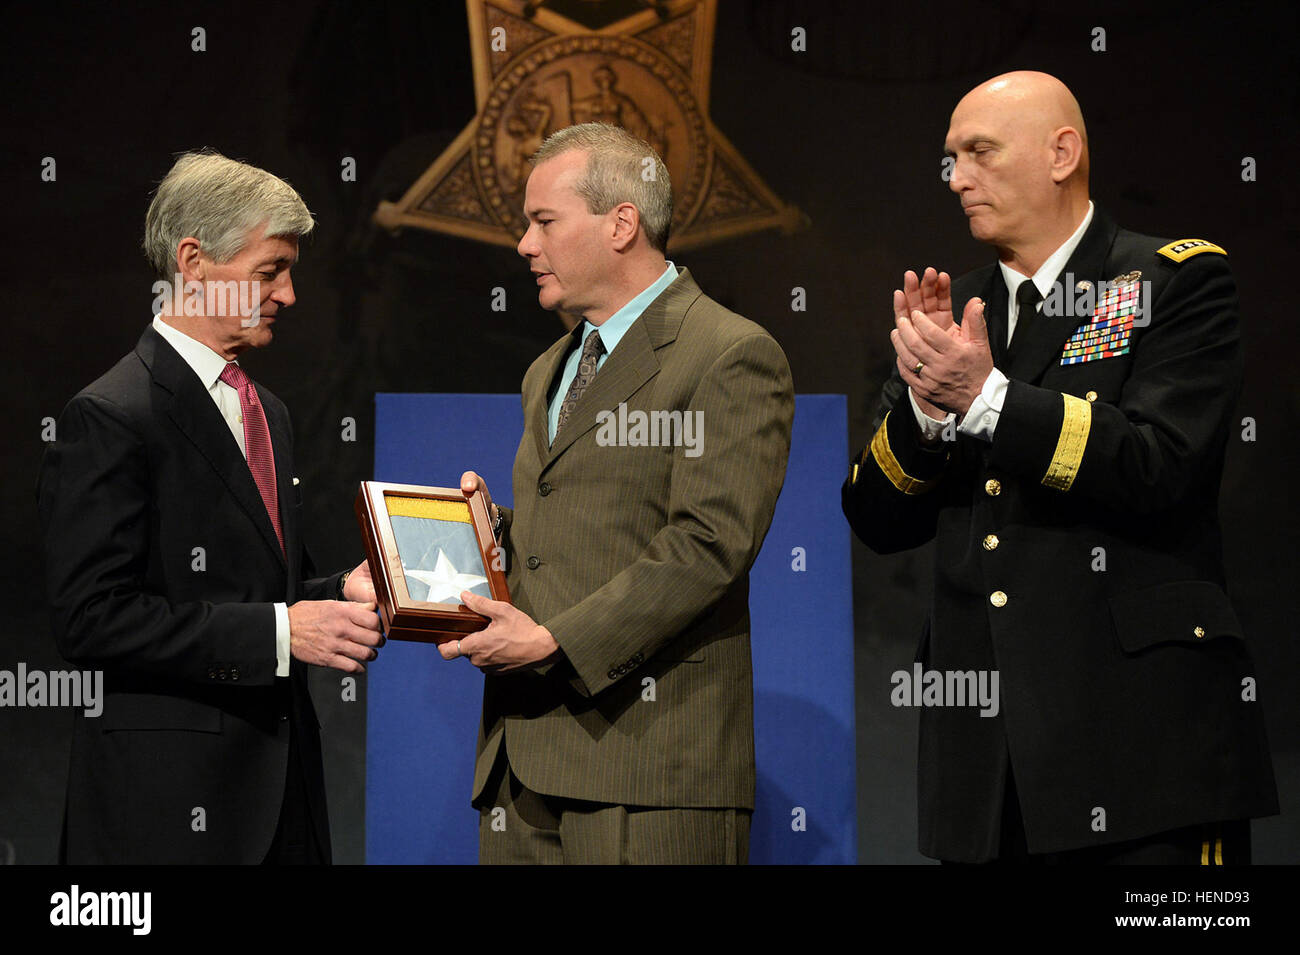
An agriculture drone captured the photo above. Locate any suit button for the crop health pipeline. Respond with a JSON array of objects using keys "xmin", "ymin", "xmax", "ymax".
[
  {"xmin": 1085, "ymin": 390, "xmax": 1099, "ymax": 402},
  {"xmin": 631, "ymin": 653, "xmax": 643, "ymax": 664},
  {"xmin": 990, "ymin": 590, "xmax": 1008, "ymax": 608},
  {"xmin": 280, "ymin": 713, "xmax": 289, "ymax": 722},
  {"xmin": 218, "ymin": 668, "xmax": 227, "ymax": 680},
  {"xmin": 538, "ymin": 482, "xmax": 551, "ymax": 497},
  {"xmin": 607, "ymin": 669, "xmax": 619, "ymax": 680},
  {"xmin": 526, "ymin": 555, "xmax": 540, "ymax": 570},
  {"xmin": 230, "ymin": 667, "xmax": 240, "ymax": 681},
  {"xmin": 982, "ymin": 534, "xmax": 999, "ymax": 551},
  {"xmin": 984, "ymin": 479, "xmax": 1002, "ymax": 497},
  {"xmin": 1194, "ymin": 626, "xmax": 1206, "ymax": 639},
  {"xmin": 207, "ymin": 667, "xmax": 216, "ymax": 679}
]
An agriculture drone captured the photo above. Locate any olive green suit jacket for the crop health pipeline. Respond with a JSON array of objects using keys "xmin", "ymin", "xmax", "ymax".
[{"xmin": 473, "ymin": 268, "xmax": 794, "ymax": 810}]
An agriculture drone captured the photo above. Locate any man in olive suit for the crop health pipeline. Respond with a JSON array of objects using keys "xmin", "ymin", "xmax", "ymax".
[{"xmin": 451, "ymin": 123, "xmax": 794, "ymax": 864}]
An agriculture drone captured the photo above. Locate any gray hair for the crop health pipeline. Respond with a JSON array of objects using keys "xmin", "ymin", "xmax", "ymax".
[
  {"xmin": 532, "ymin": 123, "xmax": 672, "ymax": 253},
  {"xmin": 142, "ymin": 149, "xmax": 314, "ymax": 279}
]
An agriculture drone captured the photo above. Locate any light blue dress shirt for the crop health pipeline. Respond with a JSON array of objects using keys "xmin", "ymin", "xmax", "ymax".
[{"xmin": 546, "ymin": 262, "xmax": 677, "ymax": 442}]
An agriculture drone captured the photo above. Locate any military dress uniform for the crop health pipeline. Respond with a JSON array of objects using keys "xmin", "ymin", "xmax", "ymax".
[{"xmin": 842, "ymin": 208, "xmax": 1278, "ymax": 863}]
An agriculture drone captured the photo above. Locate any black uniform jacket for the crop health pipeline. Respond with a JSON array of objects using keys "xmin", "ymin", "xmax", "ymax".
[{"xmin": 842, "ymin": 210, "xmax": 1278, "ymax": 861}]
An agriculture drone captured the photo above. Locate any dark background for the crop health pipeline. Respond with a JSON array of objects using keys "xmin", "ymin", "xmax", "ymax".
[{"xmin": 2, "ymin": 0, "xmax": 1296, "ymax": 864}]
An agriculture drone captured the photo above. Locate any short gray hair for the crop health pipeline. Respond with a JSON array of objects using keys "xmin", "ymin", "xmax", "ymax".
[
  {"xmin": 532, "ymin": 123, "xmax": 672, "ymax": 253},
  {"xmin": 142, "ymin": 150, "xmax": 314, "ymax": 279}
]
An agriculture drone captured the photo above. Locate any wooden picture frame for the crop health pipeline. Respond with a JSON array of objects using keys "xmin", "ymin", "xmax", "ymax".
[{"xmin": 354, "ymin": 481, "xmax": 509, "ymax": 643}]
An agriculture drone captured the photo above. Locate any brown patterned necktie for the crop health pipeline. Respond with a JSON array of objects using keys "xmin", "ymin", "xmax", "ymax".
[{"xmin": 553, "ymin": 329, "xmax": 605, "ymax": 442}]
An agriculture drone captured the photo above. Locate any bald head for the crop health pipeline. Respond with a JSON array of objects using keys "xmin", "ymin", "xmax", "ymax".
[
  {"xmin": 954, "ymin": 71, "xmax": 1089, "ymax": 178},
  {"xmin": 944, "ymin": 71, "xmax": 1092, "ymax": 271},
  {"xmin": 956, "ymin": 72, "xmax": 1087, "ymax": 133}
]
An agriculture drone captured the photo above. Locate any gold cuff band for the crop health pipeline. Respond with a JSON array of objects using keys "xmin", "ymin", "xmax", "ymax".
[
  {"xmin": 1042, "ymin": 394, "xmax": 1092, "ymax": 491},
  {"xmin": 871, "ymin": 412, "xmax": 941, "ymax": 495}
]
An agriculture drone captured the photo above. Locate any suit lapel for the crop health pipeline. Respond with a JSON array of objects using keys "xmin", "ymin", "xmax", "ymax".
[
  {"xmin": 138, "ymin": 326, "xmax": 288, "ymax": 567},
  {"xmin": 545, "ymin": 318, "xmax": 660, "ymax": 464},
  {"xmin": 528, "ymin": 333, "xmax": 576, "ymax": 465},
  {"xmin": 975, "ymin": 270, "xmax": 1009, "ymax": 368},
  {"xmin": 542, "ymin": 268, "xmax": 699, "ymax": 467},
  {"xmin": 1004, "ymin": 210, "xmax": 1120, "ymax": 383}
]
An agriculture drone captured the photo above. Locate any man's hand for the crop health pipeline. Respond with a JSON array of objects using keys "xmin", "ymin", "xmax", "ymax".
[
  {"xmin": 288, "ymin": 600, "xmax": 384, "ymax": 673},
  {"xmin": 460, "ymin": 470, "xmax": 501, "ymax": 540},
  {"xmin": 892, "ymin": 293, "xmax": 993, "ymax": 417},
  {"xmin": 439, "ymin": 591, "xmax": 559, "ymax": 671},
  {"xmin": 894, "ymin": 268, "xmax": 962, "ymax": 420},
  {"xmin": 898, "ymin": 267, "xmax": 957, "ymax": 331},
  {"xmin": 341, "ymin": 558, "xmax": 377, "ymax": 603}
]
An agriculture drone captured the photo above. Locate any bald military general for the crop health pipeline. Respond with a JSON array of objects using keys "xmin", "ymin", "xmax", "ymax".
[{"xmin": 842, "ymin": 72, "xmax": 1277, "ymax": 864}]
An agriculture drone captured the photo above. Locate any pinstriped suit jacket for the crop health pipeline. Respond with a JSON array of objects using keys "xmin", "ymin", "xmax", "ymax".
[{"xmin": 472, "ymin": 268, "xmax": 794, "ymax": 810}]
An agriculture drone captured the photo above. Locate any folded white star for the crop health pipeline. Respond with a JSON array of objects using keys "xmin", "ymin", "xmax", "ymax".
[{"xmin": 404, "ymin": 549, "xmax": 488, "ymax": 604}]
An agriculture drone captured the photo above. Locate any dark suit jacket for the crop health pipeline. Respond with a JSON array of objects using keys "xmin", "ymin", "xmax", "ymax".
[
  {"xmin": 473, "ymin": 268, "xmax": 794, "ymax": 810},
  {"xmin": 37, "ymin": 324, "xmax": 340, "ymax": 864},
  {"xmin": 842, "ymin": 210, "xmax": 1278, "ymax": 861}
]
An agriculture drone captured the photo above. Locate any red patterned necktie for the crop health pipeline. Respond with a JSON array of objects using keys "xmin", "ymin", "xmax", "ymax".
[{"xmin": 219, "ymin": 362, "xmax": 284, "ymax": 553}]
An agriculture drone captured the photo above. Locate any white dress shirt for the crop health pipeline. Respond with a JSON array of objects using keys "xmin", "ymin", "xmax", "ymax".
[{"xmin": 152, "ymin": 316, "xmax": 292, "ymax": 677}]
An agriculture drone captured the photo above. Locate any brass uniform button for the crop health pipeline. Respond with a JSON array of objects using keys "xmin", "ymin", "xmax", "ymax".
[
  {"xmin": 1085, "ymin": 391, "xmax": 1098, "ymax": 402},
  {"xmin": 1194, "ymin": 626, "xmax": 1206, "ymax": 639},
  {"xmin": 982, "ymin": 534, "xmax": 999, "ymax": 551},
  {"xmin": 990, "ymin": 591, "xmax": 1008, "ymax": 608},
  {"xmin": 984, "ymin": 478, "xmax": 1002, "ymax": 497}
]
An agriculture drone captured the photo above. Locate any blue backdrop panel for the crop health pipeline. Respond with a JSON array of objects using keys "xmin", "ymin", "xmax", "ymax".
[{"xmin": 366, "ymin": 393, "xmax": 855, "ymax": 864}]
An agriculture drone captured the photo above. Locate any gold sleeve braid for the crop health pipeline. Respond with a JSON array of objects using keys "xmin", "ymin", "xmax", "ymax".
[
  {"xmin": 1041, "ymin": 394, "xmax": 1092, "ymax": 491},
  {"xmin": 863, "ymin": 411, "xmax": 942, "ymax": 495}
]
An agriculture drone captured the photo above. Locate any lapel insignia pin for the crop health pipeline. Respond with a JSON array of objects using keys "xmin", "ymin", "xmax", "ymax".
[
  {"xmin": 1074, "ymin": 280, "xmax": 1092, "ymax": 292},
  {"xmin": 1110, "ymin": 270, "xmax": 1142, "ymax": 284}
]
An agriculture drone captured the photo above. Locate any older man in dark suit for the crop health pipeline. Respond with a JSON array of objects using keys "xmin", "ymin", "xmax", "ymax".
[
  {"xmin": 38, "ymin": 150, "xmax": 383, "ymax": 864},
  {"xmin": 452, "ymin": 123, "xmax": 794, "ymax": 864}
]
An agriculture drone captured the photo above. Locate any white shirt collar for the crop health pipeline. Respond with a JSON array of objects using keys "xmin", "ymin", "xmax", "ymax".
[
  {"xmin": 999, "ymin": 200, "xmax": 1095, "ymax": 300},
  {"xmin": 151, "ymin": 315, "xmax": 237, "ymax": 389}
]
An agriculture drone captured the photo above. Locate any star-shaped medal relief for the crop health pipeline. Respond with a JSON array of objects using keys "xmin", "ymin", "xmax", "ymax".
[
  {"xmin": 373, "ymin": 0, "xmax": 802, "ymax": 253},
  {"xmin": 404, "ymin": 549, "xmax": 490, "ymax": 605}
]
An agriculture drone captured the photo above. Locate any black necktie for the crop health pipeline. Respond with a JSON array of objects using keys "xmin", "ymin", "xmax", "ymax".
[
  {"xmin": 1007, "ymin": 279, "xmax": 1041, "ymax": 363},
  {"xmin": 553, "ymin": 330, "xmax": 605, "ymax": 442}
]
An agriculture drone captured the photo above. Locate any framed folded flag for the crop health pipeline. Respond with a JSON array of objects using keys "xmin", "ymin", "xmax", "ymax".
[{"xmin": 354, "ymin": 481, "xmax": 509, "ymax": 642}]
